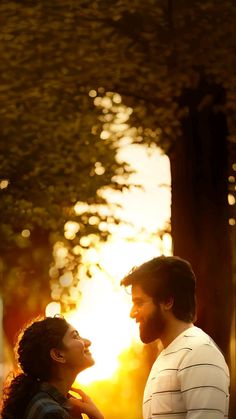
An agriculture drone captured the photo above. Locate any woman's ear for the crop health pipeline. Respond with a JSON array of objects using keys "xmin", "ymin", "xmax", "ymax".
[{"xmin": 50, "ymin": 348, "xmax": 66, "ymax": 364}]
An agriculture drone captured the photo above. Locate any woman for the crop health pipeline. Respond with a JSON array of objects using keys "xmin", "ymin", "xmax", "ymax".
[{"xmin": 1, "ymin": 316, "xmax": 104, "ymax": 418}]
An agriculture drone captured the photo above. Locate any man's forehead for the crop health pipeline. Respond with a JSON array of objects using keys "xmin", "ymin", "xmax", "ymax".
[{"xmin": 131, "ymin": 284, "xmax": 149, "ymax": 299}]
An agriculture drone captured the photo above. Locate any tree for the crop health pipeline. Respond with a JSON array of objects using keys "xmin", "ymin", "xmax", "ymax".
[
  {"xmin": 1, "ymin": 1, "xmax": 236, "ymax": 416},
  {"xmin": 49, "ymin": 0, "xmax": 235, "ymax": 358},
  {"xmin": 0, "ymin": 0, "xmax": 235, "ymax": 388},
  {"xmin": 0, "ymin": 57, "xmax": 131, "ymax": 343}
]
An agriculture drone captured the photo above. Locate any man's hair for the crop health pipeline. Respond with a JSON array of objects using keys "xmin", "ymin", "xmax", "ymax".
[{"xmin": 121, "ymin": 256, "xmax": 196, "ymax": 323}]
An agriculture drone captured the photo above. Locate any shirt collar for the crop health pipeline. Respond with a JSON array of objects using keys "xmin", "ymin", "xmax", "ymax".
[
  {"xmin": 161, "ymin": 325, "xmax": 198, "ymax": 355},
  {"xmin": 39, "ymin": 382, "xmax": 70, "ymax": 410}
]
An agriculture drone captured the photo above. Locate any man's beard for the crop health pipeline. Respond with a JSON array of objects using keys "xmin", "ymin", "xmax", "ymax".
[{"xmin": 139, "ymin": 305, "xmax": 166, "ymax": 344}]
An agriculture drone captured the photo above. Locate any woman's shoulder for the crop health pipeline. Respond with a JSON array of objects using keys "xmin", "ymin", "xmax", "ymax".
[{"xmin": 24, "ymin": 390, "xmax": 69, "ymax": 418}]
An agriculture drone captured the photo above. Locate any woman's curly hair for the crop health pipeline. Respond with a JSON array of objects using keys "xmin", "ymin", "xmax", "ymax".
[{"xmin": 1, "ymin": 316, "xmax": 69, "ymax": 419}]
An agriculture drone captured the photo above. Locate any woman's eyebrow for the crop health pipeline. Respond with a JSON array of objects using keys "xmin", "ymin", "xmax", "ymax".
[{"xmin": 70, "ymin": 329, "xmax": 80, "ymax": 336}]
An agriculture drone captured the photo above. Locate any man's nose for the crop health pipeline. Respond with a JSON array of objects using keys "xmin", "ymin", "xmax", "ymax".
[{"xmin": 130, "ymin": 306, "xmax": 137, "ymax": 319}]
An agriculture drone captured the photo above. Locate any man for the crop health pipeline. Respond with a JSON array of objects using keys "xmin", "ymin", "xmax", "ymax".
[{"xmin": 121, "ymin": 256, "xmax": 230, "ymax": 418}]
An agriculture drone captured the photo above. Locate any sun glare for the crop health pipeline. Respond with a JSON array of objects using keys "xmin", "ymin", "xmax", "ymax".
[
  {"xmin": 45, "ymin": 94, "xmax": 172, "ymax": 386},
  {"xmin": 46, "ymin": 236, "xmax": 171, "ymax": 385},
  {"xmin": 45, "ymin": 149, "xmax": 171, "ymax": 384},
  {"xmin": 65, "ymin": 271, "xmax": 138, "ymax": 384}
]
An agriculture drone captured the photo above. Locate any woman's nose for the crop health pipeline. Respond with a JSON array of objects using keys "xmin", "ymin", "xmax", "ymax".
[{"xmin": 83, "ymin": 338, "xmax": 91, "ymax": 347}]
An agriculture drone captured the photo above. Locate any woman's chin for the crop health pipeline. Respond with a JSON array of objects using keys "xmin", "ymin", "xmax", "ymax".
[{"xmin": 83, "ymin": 355, "xmax": 95, "ymax": 369}]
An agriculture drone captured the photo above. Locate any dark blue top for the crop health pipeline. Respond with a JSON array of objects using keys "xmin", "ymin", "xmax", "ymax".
[{"xmin": 23, "ymin": 382, "xmax": 81, "ymax": 418}]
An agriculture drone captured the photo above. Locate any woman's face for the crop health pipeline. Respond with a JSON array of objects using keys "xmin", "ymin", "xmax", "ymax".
[{"xmin": 61, "ymin": 323, "xmax": 94, "ymax": 372}]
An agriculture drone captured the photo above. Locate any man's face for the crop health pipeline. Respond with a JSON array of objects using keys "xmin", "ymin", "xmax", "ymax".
[
  {"xmin": 61, "ymin": 324, "xmax": 95, "ymax": 372},
  {"xmin": 130, "ymin": 284, "xmax": 166, "ymax": 344}
]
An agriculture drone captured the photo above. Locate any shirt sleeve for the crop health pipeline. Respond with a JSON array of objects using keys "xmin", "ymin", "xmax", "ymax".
[{"xmin": 178, "ymin": 344, "xmax": 230, "ymax": 418}]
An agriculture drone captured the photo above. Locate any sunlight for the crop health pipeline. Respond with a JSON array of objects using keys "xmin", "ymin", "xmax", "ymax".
[
  {"xmin": 45, "ymin": 302, "xmax": 61, "ymax": 317},
  {"xmin": 98, "ymin": 237, "xmax": 162, "ymax": 280},
  {"xmin": 58, "ymin": 236, "xmax": 169, "ymax": 385},
  {"xmin": 45, "ymin": 94, "xmax": 172, "ymax": 386},
  {"xmin": 65, "ymin": 270, "xmax": 138, "ymax": 384}
]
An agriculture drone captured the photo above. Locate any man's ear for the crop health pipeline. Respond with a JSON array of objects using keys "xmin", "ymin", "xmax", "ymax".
[
  {"xmin": 50, "ymin": 348, "xmax": 66, "ymax": 364},
  {"xmin": 163, "ymin": 297, "xmax": 174, "ymax": 311}
]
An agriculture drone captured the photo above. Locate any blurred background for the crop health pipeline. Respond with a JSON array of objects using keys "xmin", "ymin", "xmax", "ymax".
[{"xmin": 0, "ymin": 1, "xmax": 235, "ymax": 417}]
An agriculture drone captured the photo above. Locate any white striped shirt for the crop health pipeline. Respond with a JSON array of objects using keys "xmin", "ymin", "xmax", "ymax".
[{"xmin": 143, "ymin": 326, "xmax": 230, "ymax": 419}]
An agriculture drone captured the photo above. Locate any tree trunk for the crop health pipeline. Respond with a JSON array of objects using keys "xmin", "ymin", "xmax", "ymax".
[{"xmin": 169, "ymin": 80, "xmax": 233, "ymax": 361}]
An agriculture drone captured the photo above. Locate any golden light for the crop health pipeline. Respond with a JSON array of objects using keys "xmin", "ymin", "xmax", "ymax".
[
  {"xmin": 80, "ymin": 236, "xmax": 92, "ymax": 247},
  {"xmin": 74, "ymin": 201, "xmax": 89, "ymax": 215},
  {"xmin": 112, "ymin": 93, "xmax": 122, "ymax": 104},
  {"xmin": 64, "ymin": 267, "xmax": 139, "ymax": 385},
  {"xmin": 0, "ymin": 179, "xmax": 9, "ymax": 189},
  {"xmin": 228, "ymin": 194, "xmax": 235, "ymax": 205},
  {"xmin": 94, "ymin": 164, "xmax": 105, "ymax": 175},
  {"xmin": 53, "ymin": 242, "xmax": 68, "ymax": 269},
  {"xmin": 54, "ymin": 243, "xmax": 68, "ymax": 259},
  {"xmin": 161, "ymin": 233, "xmax": 172, "ymax": 255},
  {"xmin": 99, "ymin": 96, "xmax": 112, "ymax": 109},
  {"xmin": 45, "ymin": 301, "xmax": 61, "ymax": 317},
  {"xmin": 98, "ymin": 221, "xmax": 108, "ymax": 231},
  {"xmin": 109, "ymin": 123, "xmax": 129, "ymax": 133},
  {"xmin": 49, "ymin": 266, "xmax": 59, "ymax": 278},
  {"xmin": 72, "ymin": 245, "xmax": 82, "ymax": 255},
  {"xmin": 98, "ymin": 238, "xmax": 163, "ymax": 281},
  {"xmin": 47, "ymin": 94, "xmax": 172, "ymax": 390},
  {"xmin": 88, "ymin": 216, "xmax": 100, "ymax": 225},
  {"xmin": 21, "ymin": 229, "xmax": 30, "ymax": 238},
  {"xmin": 100, "ymin": 130, "xmax": 110, "ymax": 140},
  {"xmin": 59, "ymin": 272, "xmax": 73, "ymax": 287},
  {"xmin": 64, "ymin": 221, "xmax": 80, "ymax": 240},
  {"xmin": 51, "ymin": 285, "xmax": 62, "ymax": 301},
  {"xmin": 83, "ymin": 248, "xmax": 99, "ymax": 264},
  {"xmin": 89, "ymin": 89, "xmax": 97, "ymax": 98},
  {"xmin": 60, "ymin": 236, "xmax": 170, "ymax": 385}
]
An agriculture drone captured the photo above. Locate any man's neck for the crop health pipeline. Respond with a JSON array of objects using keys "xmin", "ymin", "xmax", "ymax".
[{"xmin": 161, "ymin": 320, "xmax": 193, "ymax": 348}]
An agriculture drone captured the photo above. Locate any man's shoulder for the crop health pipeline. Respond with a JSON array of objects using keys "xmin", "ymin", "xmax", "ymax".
[
  {"xmin": 161, "ymin": 326, "xmax": 213, "ymax": 357},
  {"xmin": 173, "ymin": 326, "xmax": 222, "ymax": 353},
  {"xmin": 157, "ymin": 326, "xmax": 228, "ymax": 370},
  {"xmin": 182, "ymin": 327, "xmax": 224, "ymax": 355},
  {"xmin": 177, "ymin": 327, "xmax": 229, "ymax": 374}
]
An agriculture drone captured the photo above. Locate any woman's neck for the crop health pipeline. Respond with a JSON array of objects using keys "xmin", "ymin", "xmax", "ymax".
[{"xmin": 48, "ymin": 370, "xmax": 78, "ymax": 396}]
